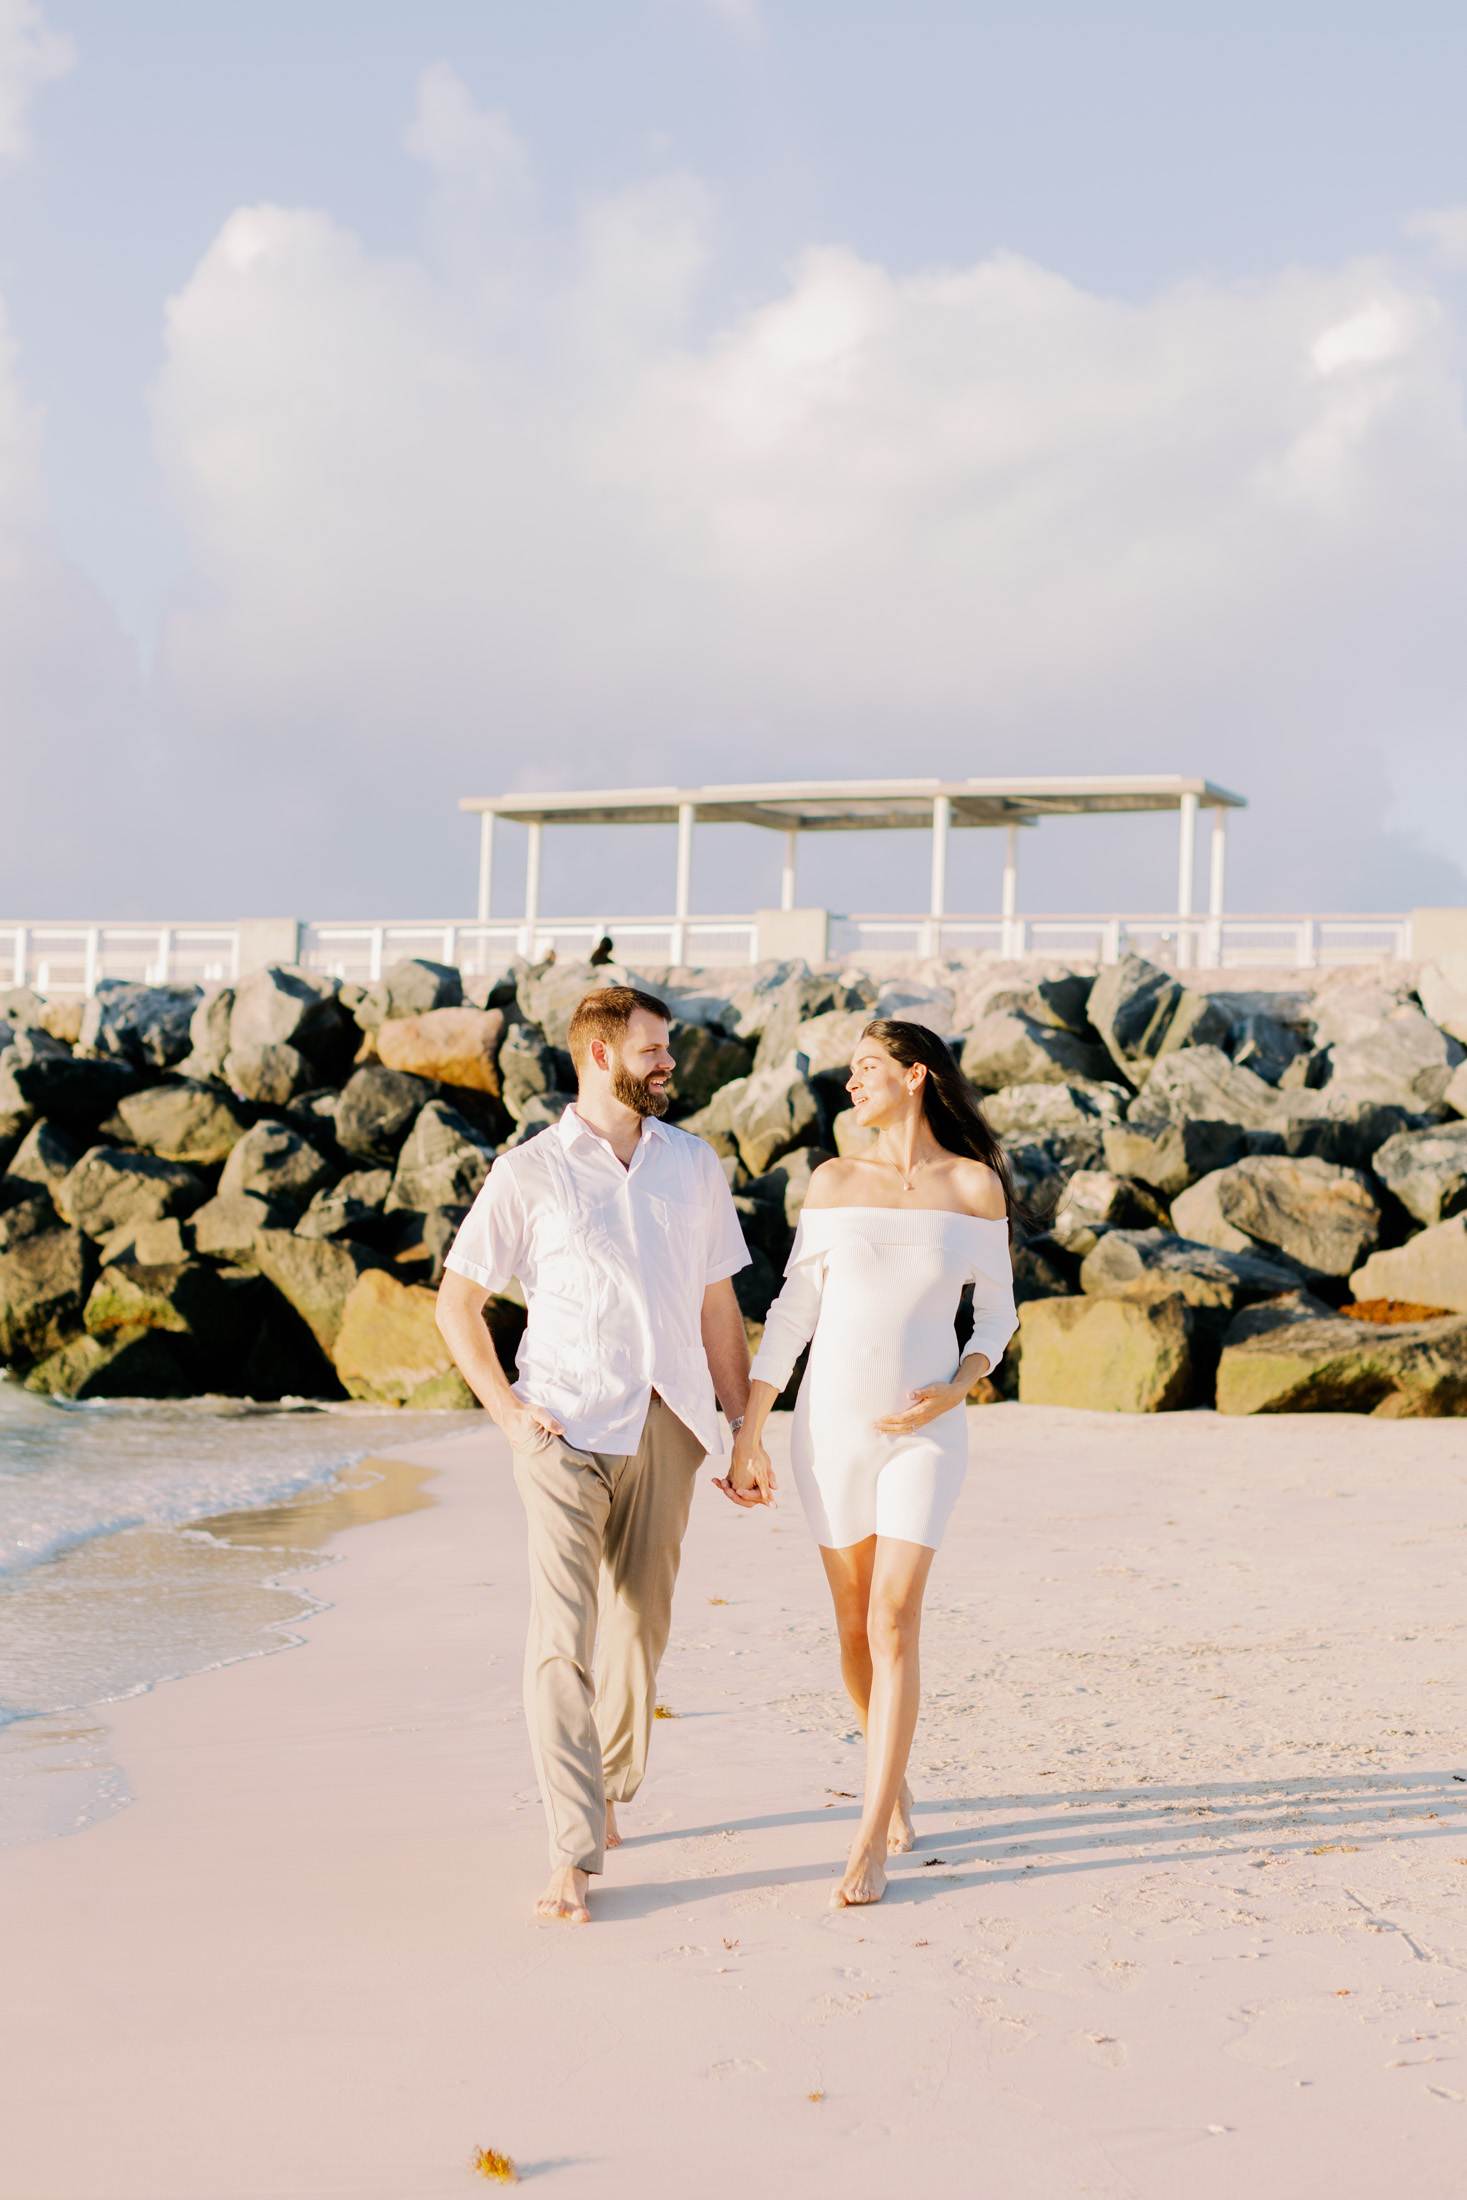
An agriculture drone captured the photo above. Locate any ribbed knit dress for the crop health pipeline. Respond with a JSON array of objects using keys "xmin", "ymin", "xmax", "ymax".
[{"xmin": 748, "ymin": 1207, "xmax": 1018, "ymax": 1552}]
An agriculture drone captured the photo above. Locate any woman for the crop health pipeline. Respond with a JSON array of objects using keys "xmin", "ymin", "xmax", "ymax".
[{"xmin": 725, "ymin": 1019, "xmax": 1020, "ymax": 1908}]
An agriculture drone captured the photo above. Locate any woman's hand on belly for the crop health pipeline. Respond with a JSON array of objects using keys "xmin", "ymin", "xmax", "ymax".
[{"xmin": 873, "ymin": 1377, "xmax": 971, "ymax": 1434}]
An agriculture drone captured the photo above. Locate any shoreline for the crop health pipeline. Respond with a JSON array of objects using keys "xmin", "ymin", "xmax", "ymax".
[{"xmin": 4, "ymin": 1405, "xmax": 1467, "ymax": 2196}]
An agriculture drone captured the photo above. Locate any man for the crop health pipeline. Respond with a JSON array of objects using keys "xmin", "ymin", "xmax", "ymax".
[{"xmin": 435, "ymin": 985, "xmax": 754, "ymax": 1924}]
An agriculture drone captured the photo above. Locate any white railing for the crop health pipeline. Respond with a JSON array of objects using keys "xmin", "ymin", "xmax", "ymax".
[
  {"xmin": 833, "ymin": 911, "xmax": 1415, "ymax": 971},
  {"xmin": 300, "ymin": 917, "xmax": 761, "ymax": 984},
  {"xmin": 0, "ymin": 923, "xmax": 240, "ymax": 995},
  {"xmin": 0, "ymin": 910, "xmax": 1417, "ymax": 993}
]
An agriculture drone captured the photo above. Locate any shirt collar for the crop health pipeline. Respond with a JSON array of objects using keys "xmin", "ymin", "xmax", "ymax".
[{"xmin": 560, "ymin": 1106, "xmax": 669, "ymax": 1155}]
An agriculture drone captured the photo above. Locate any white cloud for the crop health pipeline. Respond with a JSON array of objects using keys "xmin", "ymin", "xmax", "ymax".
[
  {"xmin": 402, "ymin": 62, "xmax": 529, "ymax": 201},
  {"xmin": 1404, "ymin": 204, "xmax": 1467, "ymax": 269},
  {"xmin": 133, "ymin": 138, "xmax": 1467, "ymax": 916},
  {"xmin": 0, "ymin": 0, "xmax": 72, "ymax": 167}
]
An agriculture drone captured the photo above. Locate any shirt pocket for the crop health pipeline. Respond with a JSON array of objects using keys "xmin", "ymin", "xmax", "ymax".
[{"xmin": 647, "ymin": 1195, "xmax": 707, "ymax": 1297}]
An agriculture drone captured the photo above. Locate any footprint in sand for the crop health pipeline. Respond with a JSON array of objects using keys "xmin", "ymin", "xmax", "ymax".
[{"xmin": 1072, "ymin": 2029, "xmax": 1129, "ymax": 2068}]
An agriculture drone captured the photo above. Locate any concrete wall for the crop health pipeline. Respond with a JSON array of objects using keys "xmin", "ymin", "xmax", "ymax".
[
  {"xmin": 754, "ymin": 908, "xmax": 829, "ymax": 965},
  {"xmin": 1413, "ymin": 909, "xmax": 1467, "ymax": 963}
]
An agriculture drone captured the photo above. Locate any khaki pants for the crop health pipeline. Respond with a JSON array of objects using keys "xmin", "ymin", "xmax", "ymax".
[{"xmin": 511, "ymin": 1396, "xmax": 705, "ymax": 1873}]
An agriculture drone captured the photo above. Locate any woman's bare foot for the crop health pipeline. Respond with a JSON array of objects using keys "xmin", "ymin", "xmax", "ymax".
[
  {"xmin": 888, "ymin": 1781, "xmax": 915, "ymax": 1854},
  {"xmin": 534, "ymin": 1866, "xmax": 590, "ymax": 1923},
  {"xmin": 605, "ymin": 1801, "xmax": 621, "ymax": 1850},
  {"xmin": 831, "ymin": 1839, "xmax": 887, "ymax": 1908}
]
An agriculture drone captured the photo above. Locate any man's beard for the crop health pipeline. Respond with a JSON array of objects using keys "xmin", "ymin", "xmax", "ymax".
[{"xmin": 610, "ymin": 1059, "xmax": 669, "ymax": 1118}]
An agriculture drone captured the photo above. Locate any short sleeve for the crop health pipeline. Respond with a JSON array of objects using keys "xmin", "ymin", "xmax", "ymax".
[
  {"xmin": 698, "ymin": 1140, "xmax": 751, "ymax": 1287},
  {"xmin": 443, "ymin": 1155, "xmax": 527, "ymax": 1294}
]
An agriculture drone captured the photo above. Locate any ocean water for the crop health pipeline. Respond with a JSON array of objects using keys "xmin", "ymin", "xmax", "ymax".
[{"xmin": 0, "ymin": 1380, "xmax": 459, "ymax": 1848}]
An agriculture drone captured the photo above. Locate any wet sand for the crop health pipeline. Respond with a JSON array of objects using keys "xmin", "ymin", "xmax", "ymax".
[{"xmin": 3, "ymin": 1404, "xmax": 1467, "ymax": 2198}]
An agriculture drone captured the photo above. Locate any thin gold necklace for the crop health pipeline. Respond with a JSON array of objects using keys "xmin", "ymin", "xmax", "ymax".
[{"xmin": 874, "ymin": 1146, "xmax": 930, "ymax": 1194}]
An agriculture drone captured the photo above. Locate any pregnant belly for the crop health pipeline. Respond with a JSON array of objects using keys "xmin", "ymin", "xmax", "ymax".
[{"xmin": 807, "ymin": 1283, "xmax": 961, "ymax": 1418}]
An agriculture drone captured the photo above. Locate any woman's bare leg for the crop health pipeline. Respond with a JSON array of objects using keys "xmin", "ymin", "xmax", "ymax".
[
  {"xmin": 831, "ymin": 1537, "xmax": 935, "ymax": 1907},
  {"xmin": 818, "ymin": 1540, "xmax": 916, "ymax": 1853}
]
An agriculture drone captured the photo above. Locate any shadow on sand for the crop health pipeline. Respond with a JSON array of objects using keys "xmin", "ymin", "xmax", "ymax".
[{"xmin": 598, "ymin": 1767, "xmax": 1467, "ymax": 1920}]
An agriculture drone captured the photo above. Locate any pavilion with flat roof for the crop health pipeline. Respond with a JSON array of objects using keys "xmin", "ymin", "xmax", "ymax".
[{"xmin": 459, "ymin": 774, "xmax": 1245, "ymax": 964}]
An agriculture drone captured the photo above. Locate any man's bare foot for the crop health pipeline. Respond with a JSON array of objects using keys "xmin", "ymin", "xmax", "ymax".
[
  {"xmin": 534, "ymin": 1866, "xmax": 591, "ymax": 1923},
  {"xmin": 888, "ymin": 1781, "xmax": 915, "ymax": 1854},
  {"xmin": 605, "ymin": 1801, "xmax": 621, "ymax": 1850},
  {"xmin": 831, "ymin": 1839, "xmax": 887, "ymax": 1908}
]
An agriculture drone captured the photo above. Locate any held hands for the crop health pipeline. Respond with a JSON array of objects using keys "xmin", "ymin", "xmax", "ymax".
[{"xmin": 714, "ymin": 1426, "xmax": 778, "ymax": 1509}]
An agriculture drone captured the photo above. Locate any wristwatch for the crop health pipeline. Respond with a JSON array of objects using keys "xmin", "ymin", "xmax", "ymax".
[{"xmin": 728, "ymin": 1415, "xmax": 745, "ymax": 1435}]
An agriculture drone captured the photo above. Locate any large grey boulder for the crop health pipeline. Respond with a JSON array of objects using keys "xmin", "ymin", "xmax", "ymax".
[
  {"xmin": 79, "ymin": 980, "xmax": 200, "ymax": 1070},
  {"xmin": 229, "ymin": 964, "xmax": 342, "ymax": 1056},
  {"xmin": 1370, "ymin": 1123, "xmax": 1467, "ymax": 1227},
  {"xmin": 178, "ymin": 988, "xmax": 234, "ymax": 1081},
  {"xmin": 502, "ymin": 1094, "xmax": 576, "ymax": 1147},
  {"xmin": 296, "ymin": 1169, "xmax": 393, "ymax": 1242},
  {"xmin": 375, "ymin": 1006, "xmax": 506, "ymax": 1096},
  {"xmin": 1085, "ymin": 957, "xmax": 1183, "ymax": 1083},
  {"xmin": 729, "ymin": 1053, "xmax": 822, "ymax": 1176},
  {"xmin": 1049, "ymin": 1168, "xmax": 1169, "ymax": 1255},
  {"xmin": 989, "ymin": 972, "xmax": 1097, "ymax": 1036},
  {"xmin": 0, "ymin": 1052, "xmax": 138, "ymax": 1134},
  {"xmin": 788, "ymin": 1008, "xmax": 870, "ymax": 1079},
  {"xmin": 1350, "ymin": 1215, "xmax": 1467, "ymax": 1314},
  {"xmin": 745, "ymin": 1144, "xmax": 834, "ymax": 1232},
  {"xmin": 352, "ymin": 958, "xmax": 464, "ymax": 1034},
  {"xmin": 1080, "ymin": 1228, "xmax": 1300, "ymax": 1307},
  {"xmin": 961, "ymin": 1012, "xmax": 1113, "ymax": 1092},
  {"xmin": 512, "ymin": 959, "xmax": 627, "ymax": 1050},
  {"xmin": 1171, "ymin": 1155, "xmax": 1381, "ymax": 1278},
  {"xmin": 0, "ymin": 1202, "xmax": 92, "ymax": 1365},
  {"xmin": 1101, "ymin": 1115, "xmax": 1248, "ymax": 1199},
  {"xmin": 84, "ymin": 1257, "xmax": 236, "ymax": 1365},
  {"xmin": 331, "ymin": 1267, "xmax": 476, "ymax": 1407},
  {"xmin": 253, "ymin": 1231, "xmax": 383, "ymax": 1355},
  {"xmin": 114, "ymin": 1080, "xmax": 250, "ymax": 1166},
  {"xmin": 385, "ymin": 1099, "xmax": 495, "ymax": 1212},
  {"xmin": 1220, "ymin": 1286, "xmax": 1339, "ymax": 1347},
  {"xmin": 223, "ymin": 1041, "xmax": 309, "ymax": 1105},
  {"xmin": 1018, "ymin": 1293, "xmax": 1194, "ymax": 1412},
  {"xmin": 22, "ymin": 1324, "xmax": 189, "ymax": 1399},
  {"xmin": 4, "ymin": 1118, "xmax": 83, "ymax": 1197},
  {"xmin": 190, "ymin": 1191, "xmax": 295, "ymax": 1265},
  {"xmin": 1275, "ymin": 1089, "xmax": 1421, "ymax": 1171},
  {"xmin": 336, "ymin": 1065, "xmax": 435, "ymax": 1163},
  {"xmin": 1446, "ymin": 1061, "xmax": 1467, "ymax": 1119},
  {"xmin": 1135, "ymin": 1045, "xmax": 1284, "ymax": 1133},
  {"xmin": 1217, "ymin": 1310, "xmax": 1467, "ymax": 1416},
  {"xmin": 667, "ymin": 1021, "xmax": 753, "ymax": 1117},
  {"xmin": 1326, "ymin": 1006, "xmax": 1463, "ymax": 1115},
  {"xmin": 679, "ymin": 1076, "xmax": 749, "ymax": 1161},
  {"xmin": 983, "ymin": 1079, "xmax": 1128, "ymax": 1170},
  {"xmin": 753, "ymin": 972, "xmax": 877, "ymax": 1073},
  {"xmin": 1227, "ymin": 1011, "xmax": 1309, "ymax": 1086},
  {"xmin": 1418, "ymin": 957, "xmax": 1467, "ymax": 1047},
  {"xmin": 218, "ymin": 1122, "xmax": 334, "ymax": 1211},
  {"xmin": 55, "ymin": 1147, "xmax": 208, "ymax": 1242},
  {"xmin": 498, "ymin": 1027, "xmax": 563, "ymax": 1125},
  {"xmin": 718, "ymin": 961, "xmax": 805, "ymax": 1045}
]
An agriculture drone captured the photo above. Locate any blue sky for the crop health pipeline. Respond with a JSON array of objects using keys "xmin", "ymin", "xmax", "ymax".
[{"xmin": 3, "ymin": 0, "xmax": 1467, "ymax": 922}]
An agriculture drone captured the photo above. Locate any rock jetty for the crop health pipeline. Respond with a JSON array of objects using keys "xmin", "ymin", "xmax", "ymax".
[{"xmin": 2, "ymin": 946, "xmax": 1466, "ymax": 1415}]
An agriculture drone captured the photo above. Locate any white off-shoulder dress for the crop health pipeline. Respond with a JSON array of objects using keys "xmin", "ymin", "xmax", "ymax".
[{"xmin": 748, "ymin": 1207, "xmax": 1017, "ymax": 1551}]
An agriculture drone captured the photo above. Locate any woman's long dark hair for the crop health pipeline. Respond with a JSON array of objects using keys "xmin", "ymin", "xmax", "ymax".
[{"xmin": 859, "ymin": 1018, "xmax": 1036, "ymax": 1242}]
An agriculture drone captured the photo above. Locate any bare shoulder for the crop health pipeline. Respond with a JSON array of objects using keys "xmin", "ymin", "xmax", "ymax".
[
  {"xmin": 950, "ymin": 1156, "xmax": 1008, "ymax": 1222},
  {"xmin": 801, "ymin": 1156, "xmax": 867, "ymax": 1209}
]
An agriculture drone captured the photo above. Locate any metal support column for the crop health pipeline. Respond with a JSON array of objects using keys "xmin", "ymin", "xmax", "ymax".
[
  {"xmin": 477, "ymin": 811, "xmax": 495, "ymax": 924},
  {"xmin": 925, "ymin": 794, "xmax": 950, "ymax": 956},
  {"xmin": 521, "ymin": 822, "xmax": 542, "ymax": 960},
  {"xmin": 671, "ymin": 801, "xmax": 695, "ymax": 966},
  {"xmin": 1001, "ymin": 823, "xmax": 1019, "ymax": 958},
  {"xmin": 1176, "ymin": 791, "xmax": 1198, "ymax": 969},
  {"xmin": 781, "ymin": 830, "xmax": 798, "ymax": 912},
  {"xmin": 1203, "ymin": 806, "xmax": 1227, "ymax": 968}
]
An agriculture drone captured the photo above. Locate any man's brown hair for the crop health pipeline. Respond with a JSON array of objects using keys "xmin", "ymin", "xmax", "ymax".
[{"xmin": 566, "ymin": 984, "xmax": 672, "ymax": 1070}]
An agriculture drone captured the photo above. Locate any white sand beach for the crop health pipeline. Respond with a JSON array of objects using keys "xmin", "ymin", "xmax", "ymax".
[{"xmin": 5, "ymin": 1403, "xmax": 1467, "ymax": 2199}]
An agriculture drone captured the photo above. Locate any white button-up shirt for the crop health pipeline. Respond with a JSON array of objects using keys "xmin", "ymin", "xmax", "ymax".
[{"xmin": 444, "ymin": 1107, "xmax": 750, "ymax": 1455}]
